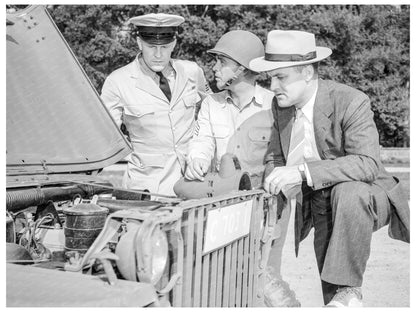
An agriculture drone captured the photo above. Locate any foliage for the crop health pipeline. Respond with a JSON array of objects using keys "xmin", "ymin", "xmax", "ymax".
[{"xmin": 46, "ymin": 4, "xmax": 410, "ymax": 147}]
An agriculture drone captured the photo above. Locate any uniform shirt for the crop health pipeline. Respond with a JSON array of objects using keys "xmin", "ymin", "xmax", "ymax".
[
  {"xmin": 188, "ymin": 84, "xmax": 275, "ymax": 187},
  {"xmin": 101, "ymin": 54, "xmax": 210, "ymax": 195}
]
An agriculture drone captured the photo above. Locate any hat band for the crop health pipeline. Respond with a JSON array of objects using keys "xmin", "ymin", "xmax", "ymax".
[{"xmin": 265, "ymin": 51, "xmax": 317, "ymax": 62}]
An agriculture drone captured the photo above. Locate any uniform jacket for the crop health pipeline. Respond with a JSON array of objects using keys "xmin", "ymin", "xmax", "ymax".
[
  {"xmin": 265, "ymin": 79, "xmax": 410, "ymax": 247},
  {"xmin": 188, "ymin": 84, "xmax": 275, "ymax": 188},
  {"xmin": 101, "ymin": 56, "xmax": 209, "ymax": 196}
]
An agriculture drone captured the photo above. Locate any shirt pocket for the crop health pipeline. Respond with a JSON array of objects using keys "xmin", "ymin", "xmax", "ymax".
[
  {"xmin": 182, "ymin": 91, "xmax": 200, "ymax": 119},
  {"xmin": 123, "ymin": 105, "xmax": 156, "ymax": 139},
  {"xmin": 247, "ymin": 127, "xmax": 272, "ymax": 162},
  {"xmin": 248, "ymin": 127, "xmax": 271, "ymax": 143},
  {"xmin": 136, "ymin": 152, "xmax": 168, "ymax": 169},
  {"xmin": 182, "ymin": 91, "xmax": 200, "ymax": 108}
]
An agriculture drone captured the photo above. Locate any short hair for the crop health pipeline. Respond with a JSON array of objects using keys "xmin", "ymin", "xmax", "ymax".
[{"xmin": 294, "ymin": 62, "xmax": 319, "ymax": 73}]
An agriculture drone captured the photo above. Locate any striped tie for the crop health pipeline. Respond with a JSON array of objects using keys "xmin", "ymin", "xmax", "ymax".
[
  {"xmin": 284, "ymin": 109, "xmax": 307, "ymax": 254},
  {"xmin": 282, "ymin": 108, "xmax": 305, "ymax": 200},
  {"xmin": 287, "ymin": 109, "xmax": 305, "ymax": 166}
]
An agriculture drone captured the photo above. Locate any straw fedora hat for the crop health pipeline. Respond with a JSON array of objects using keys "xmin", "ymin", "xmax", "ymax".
[{"xmin": 249, "ymin": 30, "xmax": 332, "ymax": 72}]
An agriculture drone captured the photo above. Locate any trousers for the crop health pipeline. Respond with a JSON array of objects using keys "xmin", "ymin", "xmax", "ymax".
[{"xmin": 302, "ymin": 181, "xmax": 391, "ymax": 304}]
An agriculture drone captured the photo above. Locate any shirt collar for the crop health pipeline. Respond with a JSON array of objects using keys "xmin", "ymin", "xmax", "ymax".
[
  {"xmin": 222, "ymin": 83, "xmax": 264, "ymax": 110},
  {"xmin": 299, "ymin": 87, "xmax": 318, "ymax": 123}
]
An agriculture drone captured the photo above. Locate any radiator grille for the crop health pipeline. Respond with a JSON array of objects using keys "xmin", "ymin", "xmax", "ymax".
[{"xmin": 169, "ymin": 191, "xmax": 265, "ymax": 307}]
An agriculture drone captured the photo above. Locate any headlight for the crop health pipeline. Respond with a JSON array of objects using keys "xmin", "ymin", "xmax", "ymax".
[{"xmin": 116, "ymin": 220, "xmax": 168, "ymax": 286}]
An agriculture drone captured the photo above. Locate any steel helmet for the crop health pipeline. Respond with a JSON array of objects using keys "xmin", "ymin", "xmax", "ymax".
[{"xmin": 207, "ymin": 30, "xmax": 265, "ymax": 70}]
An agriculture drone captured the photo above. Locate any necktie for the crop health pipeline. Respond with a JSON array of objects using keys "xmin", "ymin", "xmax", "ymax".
[
  {"xmin": 286, "ymin": 109, "xmax": 306, "ymax": 255},
  {"xmin": 156, "ymin": 71, "xmax": 172, "ymax": 101},
  {"xmin": 286, "ymin": 109, "xmax": 305, "ymax": 166}
]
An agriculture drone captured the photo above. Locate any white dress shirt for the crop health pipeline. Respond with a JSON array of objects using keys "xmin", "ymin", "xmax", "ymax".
[{"xmin": 297, "ymin": 87, "xmax": 321, "ymax": 186}]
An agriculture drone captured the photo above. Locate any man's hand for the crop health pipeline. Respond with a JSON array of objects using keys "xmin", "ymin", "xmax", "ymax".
[
  {"xmin": 264, "ymin": 165, "xmax": 303, "ymax": 197},
  {"xmin": 185, "ymin": 158, "xmax": 210, "ymax": 181}
]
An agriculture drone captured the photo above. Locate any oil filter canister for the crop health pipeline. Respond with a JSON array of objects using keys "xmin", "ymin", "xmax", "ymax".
[{"xmin": 63, "ymin": 203, "xmax": 108, "ymax": 253}]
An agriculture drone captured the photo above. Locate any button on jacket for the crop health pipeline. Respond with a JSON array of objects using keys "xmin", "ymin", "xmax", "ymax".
[
  {"xmin": 101, "ymin": 55, "xmax": 209, "ymax": 195},
  {"xmin": 188, "ymin": 84, "xmax": 275, "ymax": 187}
]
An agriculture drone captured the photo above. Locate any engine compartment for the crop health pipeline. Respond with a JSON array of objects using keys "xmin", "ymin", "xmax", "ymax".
[{"xmin": 6, "ymin": 181, "xmax": 178, "ymax": 289}]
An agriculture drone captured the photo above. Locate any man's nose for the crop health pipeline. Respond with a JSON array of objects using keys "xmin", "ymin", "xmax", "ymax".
[
  {"xmin": 270, "ymin": 77, "xmax": 280, "ymax": 92},
  {"xmin": 155, "ymin": 46, "xmax": 162, "ymax": 58},
  {"xmin": 212, "ymin": 59, "xmax": 220, "ymax": 72}
]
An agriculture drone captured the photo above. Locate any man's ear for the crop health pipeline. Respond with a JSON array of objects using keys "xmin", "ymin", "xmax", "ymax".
[
  {"xmin": 303, "ymin": 64, "xmax": 315, "ymax": 82},
  {"xmin": 137, "ymin": 37, "xmax": 143, "ymax": 50},
  {"xmin": 170, "ymin": 38, "xmax": 177, "ymax": 50}
]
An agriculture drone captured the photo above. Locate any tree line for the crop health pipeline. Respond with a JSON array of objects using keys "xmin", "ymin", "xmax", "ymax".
[{"xmin": 46, "ymin": 5, "xmax": 409, "ymax": 147}]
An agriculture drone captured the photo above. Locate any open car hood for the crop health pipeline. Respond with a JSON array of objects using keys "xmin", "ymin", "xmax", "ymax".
[{"xmin": 6, "ymin": 6, "xmax": 131, "ymax": 179}]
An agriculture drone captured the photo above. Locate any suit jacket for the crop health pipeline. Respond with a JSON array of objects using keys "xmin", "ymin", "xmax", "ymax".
[
  {"xmin": 265, "ymin": 79, "xmax": 409, "ymax": 251},
  {"xmin": 101, "ymin": 56, "xmax": 209, "ymax": 195}
]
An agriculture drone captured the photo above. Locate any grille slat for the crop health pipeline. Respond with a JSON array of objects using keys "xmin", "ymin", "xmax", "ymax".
[
  {"xmin": 201, "ymin": 252, "xmax": 210, "ymax": 307},
  {"xmin": 183, "ymin": 209, "xmax": 195, "ymax": 307},
  {"xmin": 192, "ymin": 208, "xmax": 204, "ymax": 306},
  {"xmin": 222, "ymin": 244, "xmax": 232, "ymax": 306},
  {"xmin": 216, "ymin": 248, "xmax": 224, "ymax": 306},
  {"xmin": 236, "ymin": 238, "xmax": 244, "ymax": 307},
  {"xmin": 229, "ymin": 240, "xmax": 238, "ymax": 306},
  {"xmin": 209, "ymin": 251, "xmax": 218, "ymax": 307}
]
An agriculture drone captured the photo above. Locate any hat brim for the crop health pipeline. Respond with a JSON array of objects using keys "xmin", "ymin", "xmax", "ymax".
[
  {"xmin": 207, "ymin": 49, "xmax": 234, "ymax": 60},
  {"xmin": 249, "ymin": 47, "xmax": 332, "ymax": 72}
]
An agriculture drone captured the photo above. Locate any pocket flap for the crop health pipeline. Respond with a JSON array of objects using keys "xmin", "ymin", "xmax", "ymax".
[
  {"xmin": 182, "ymin": 92, "xmax": 200, "ymax": 107},
  {"xmin": 248, "ymin": 127, "xmax": 271, "ymax": 142},
  {"xmin": 124, "ymin": 105, "xmax": 155, "ymax": 117},
  {"xmin": 137, "ymin": 152, "xmax": 168, "ymax": 168}
]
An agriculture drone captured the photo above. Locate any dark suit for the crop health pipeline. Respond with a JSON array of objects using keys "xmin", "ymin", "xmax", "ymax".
[{"xmin": 265, "ymin": 79, "xmax": 409, "ymax": 303}]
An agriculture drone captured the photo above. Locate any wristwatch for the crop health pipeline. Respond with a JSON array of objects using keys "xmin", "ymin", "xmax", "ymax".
[{"xmin": 298, "ymin": 163, "xmax": 307, "ymax": 181}]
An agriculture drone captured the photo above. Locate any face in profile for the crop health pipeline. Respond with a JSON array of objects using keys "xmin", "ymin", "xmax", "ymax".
[
  {"xmin": 212, "ymin": 55, "xmax": 240, "ymax": 90},
  {"xmin": 138, "ymin": 38, "xmax": 176, "ymax": 72}
]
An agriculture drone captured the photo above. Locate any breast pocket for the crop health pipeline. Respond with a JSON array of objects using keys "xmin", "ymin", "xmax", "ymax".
[
  {"xmin": 123, "ymin": 105, "xmax": 156, "ymax": 139},
  {"xmin": 248, "ymin": 127, "xmax": 271, "ymax": 161},
  {"xmin": 181, "ymin": 91, "xmax": 200, "ymax": 120}
]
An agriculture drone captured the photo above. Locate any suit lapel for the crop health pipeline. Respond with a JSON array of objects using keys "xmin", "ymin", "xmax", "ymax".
[
  {"xmin": 313, "ymin": 80, "xmax": 334, "ymax": 159},
  {"xmin": 277, "ymin": 103, "xmax": 296, "ymax": 161},
  {"xmin": 131, "ymin": 58, "xmax": 168, "ymax": 102}
]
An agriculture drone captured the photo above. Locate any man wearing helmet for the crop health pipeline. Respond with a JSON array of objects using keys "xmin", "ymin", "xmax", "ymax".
[
  {"xmin": 184, "ymin": 30, "xmax": 296, "ymax": 306},
  {"xmin": 185, "ymin": 30, "xmax": 274, "ymax": 187}
]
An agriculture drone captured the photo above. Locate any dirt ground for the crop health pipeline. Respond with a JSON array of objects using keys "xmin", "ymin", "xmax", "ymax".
[{"xmin": 281, "ymin": 201, "xmax": 410, "ymax": 307}]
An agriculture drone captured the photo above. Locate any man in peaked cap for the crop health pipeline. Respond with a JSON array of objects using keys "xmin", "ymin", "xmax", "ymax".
[
  {"xmin": 101, "ymin": 13, "xmax": 211, "ymax": 197},
  {"xmin": 249, "ymin": 30, "xmax": 409, "ymax": 307}
]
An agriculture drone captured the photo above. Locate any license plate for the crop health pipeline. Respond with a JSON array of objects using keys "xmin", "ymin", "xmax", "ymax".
[{"xmin": 203, "ymin": 199, "xmax": 253, "ymax": 254}]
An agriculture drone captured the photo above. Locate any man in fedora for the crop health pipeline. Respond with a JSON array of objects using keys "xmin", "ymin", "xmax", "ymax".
[
  {"xmin": 101, "ymin": 13, "xmax": 210, "ymax": 197},
  {"xmin": 184, "ymin": 29, "xmax": 298, "ymax": 307},
  {"xmin": 250, "ymin": 30, "xmax": 409, "ymax": 307}
]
